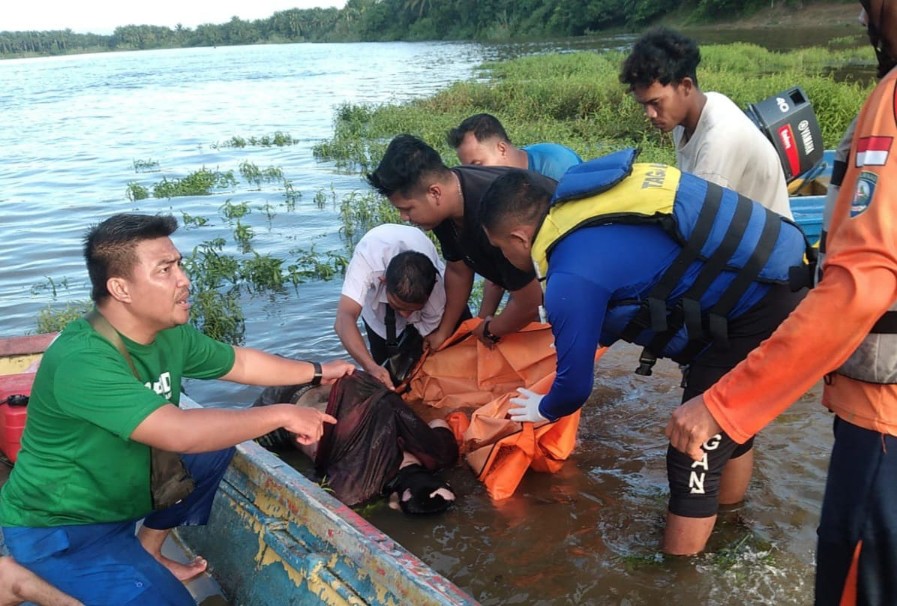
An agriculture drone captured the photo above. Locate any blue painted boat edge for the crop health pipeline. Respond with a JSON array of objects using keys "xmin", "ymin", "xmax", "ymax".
[
  {"xmin": 178, "ymin": 396, "xmax": 479, "ymax": 605},
  {"xmin": 788, "ymin": 149, "xmax": 833, "ymax": 242}
]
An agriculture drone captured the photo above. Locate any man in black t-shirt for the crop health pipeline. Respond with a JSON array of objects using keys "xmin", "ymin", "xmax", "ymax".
[{"xmin": 366, "ymin": 134, "xmax": 555, "ymax": 351}]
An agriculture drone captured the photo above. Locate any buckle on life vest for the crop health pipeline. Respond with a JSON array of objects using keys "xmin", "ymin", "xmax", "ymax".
[{"xmin": 635, "ymin": 348, "xmax": 657, "ymax": 376}]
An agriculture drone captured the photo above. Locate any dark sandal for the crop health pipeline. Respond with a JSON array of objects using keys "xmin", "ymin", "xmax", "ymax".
[{"xmin": 383, "ymin": 464, "xmax": 455, "ymax": 515}]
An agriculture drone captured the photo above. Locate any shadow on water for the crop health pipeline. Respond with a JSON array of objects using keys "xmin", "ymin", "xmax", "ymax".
[{"xmin": 281, "ymin": 342, "xmax": 829, "ymax": 605}]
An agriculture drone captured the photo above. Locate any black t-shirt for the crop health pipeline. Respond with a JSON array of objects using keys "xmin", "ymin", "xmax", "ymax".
[{"xmin": 433, "ymin": 165, "xmax": 556, "ymax": 291}]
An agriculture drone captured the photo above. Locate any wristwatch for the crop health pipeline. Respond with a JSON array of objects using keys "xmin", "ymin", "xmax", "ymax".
[
  {"xmin": 309, "ymin": 361, "xmax": 323, "ymax": 386},
  {"xmin": 482, "ymin": 318, "xmax": 501, "ymax": 344}
]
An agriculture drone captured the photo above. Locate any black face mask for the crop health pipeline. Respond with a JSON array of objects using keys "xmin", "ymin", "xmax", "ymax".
[{"xmin": 865, "ymin": 0, "xmax": 897, "ymax": 78}]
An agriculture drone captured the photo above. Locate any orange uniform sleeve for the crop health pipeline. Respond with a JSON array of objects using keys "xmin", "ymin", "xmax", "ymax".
[{"xmin": 702, "ymin": 73, "xmax": 897, "ymax": 443}]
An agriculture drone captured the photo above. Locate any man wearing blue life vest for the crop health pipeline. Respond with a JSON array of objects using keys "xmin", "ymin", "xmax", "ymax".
[{"xmin": 479, "ymin": 148, "xmax": 810, "ymax": 555}]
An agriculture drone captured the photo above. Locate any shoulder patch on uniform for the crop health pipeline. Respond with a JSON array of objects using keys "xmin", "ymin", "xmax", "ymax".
[
  {"xmin": 850, "ymin": 171, "xmax": 878, "ymax": 217},
  {"xmin": 855, "ymin": 136, "xmax": 892, "ymax": 167}
]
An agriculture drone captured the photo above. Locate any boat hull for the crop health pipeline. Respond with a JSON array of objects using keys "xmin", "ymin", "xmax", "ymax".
[
  {"xmin": 175, "ymin": 414, "xmax": 478, "ymax": 605},
  {"xmin": 788, "ymin": 149, "xmax": 833, "ymax": 242}
]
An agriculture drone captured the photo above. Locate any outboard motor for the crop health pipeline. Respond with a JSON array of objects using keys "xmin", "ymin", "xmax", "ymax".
[{"xmin": 745, "ymin": 86, "xmax": 824, "ymax": 182}]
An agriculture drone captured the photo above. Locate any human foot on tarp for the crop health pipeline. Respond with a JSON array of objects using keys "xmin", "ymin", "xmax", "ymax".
[{"xmin": 384, "ymin": 464, "xmax": 455, "ymax": 515}]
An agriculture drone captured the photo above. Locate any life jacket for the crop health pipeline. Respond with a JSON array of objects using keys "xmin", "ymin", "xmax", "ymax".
[
  {"xmin": 531, "ymin": 148, "xmax": 812, "ymax": 374},
  {"xmin": 819, "ymin": 119, "xmax": 897, "ymax": 384}
]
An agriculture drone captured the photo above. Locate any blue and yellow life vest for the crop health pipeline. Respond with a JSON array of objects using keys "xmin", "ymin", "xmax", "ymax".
[{"xmin": 532, "ymin": 148, "xmax": 812, "ymax": 373}]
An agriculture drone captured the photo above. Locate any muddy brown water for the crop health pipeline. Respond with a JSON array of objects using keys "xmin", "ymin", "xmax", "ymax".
[{"xmin": 282, "ymin": 341, "xmax": 830, "ymax": 605}]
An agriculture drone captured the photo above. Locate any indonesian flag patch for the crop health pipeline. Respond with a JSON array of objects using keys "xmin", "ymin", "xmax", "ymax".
[{"xmin": 855, "ymin": 136, "xmax": 893, "ymax": 167}]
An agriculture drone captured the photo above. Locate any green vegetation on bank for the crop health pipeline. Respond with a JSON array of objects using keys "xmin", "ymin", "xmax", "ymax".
[
  {"xmin": 314, "ymin": 42, "xmax": 873, "ymax": 171},
  {"xmin": 36, "ymin": 43, "xmax": 873, "ymax": 344},
  {"xmin": 1, "ymin": 0, "xmax": 855, "ymax": 58}
]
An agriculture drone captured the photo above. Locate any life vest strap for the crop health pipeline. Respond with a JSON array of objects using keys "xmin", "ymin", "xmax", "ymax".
[
  {"xmin": 706, "ymin": 204, "xmax": 782, "ymax": 335},
  {"xmin": 674, "ymin": 203, "xmax": 785, "ymax": 363},
  {"xmin": 619, "ymin": 182, "xmax": 724, "ymax": 344},
  {"xmin": 648, "ymin": 297, "xmax": 668, "ymax": 333},
  {"xmin": 636, "ymin": 196, "xmax": 783, "ymax": 368},
  {"xmin": 682, "ymin": 297, "xmax": 703, "ymax": 338},
  {"xmin": 385, "ymin": 305, "xmax": 399, "ymax": 356},
  {"xmin": 670, "ymin": 191, "xmax": 755, "ymax": 342},
  {"xmin": 831, "ymin": 159, "xmax": 848, "ymax": 187}
]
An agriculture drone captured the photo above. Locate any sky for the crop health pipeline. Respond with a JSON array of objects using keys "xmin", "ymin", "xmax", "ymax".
[{"xmin": 2, "ymin": 0, "xmax": 347, "ymax": 35}]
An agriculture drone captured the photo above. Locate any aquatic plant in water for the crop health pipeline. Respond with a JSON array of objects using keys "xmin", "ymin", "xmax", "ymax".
[
  {"xmin": 213, "ymin": 131, "xmax": 300, "ymax": 149},
  {"xmin": 38, "ymin": 151, "xmax": 352, "ymax": 344},
  {"xmin": 287, "ymin": 247, "xmax": 349, "ymax": 284},
  {"xmin": 132, "ymin": 158, "xmax": 160, "ymax": 172},
  {"xmin": 152, "ymin": 168, "xmax": 238, "ymax": 198},
  {"xmin": 283, "ymin": 179, "xmax": 301, "ymax": 211},
  {"xmin": 338, "ymin": 191, "xmax": 401, "ymax": 249},
  {"xmin": 232, "ymin": 221, "xmax": 254, "ymax": 254},
  {"xmin": 31, "ymin": 277, "xmax": 91, "ymax": 333},
  {"xmin": 239, "ymin": 161, "xmax": 285, "ymax": 188},
  {"xmin": 220, "ymin": 200, "xmax": 251, "ymax": 222},
  {"xmin": 126, "ymin": 182, "xmax": 150, "ymax": 201},
  {"xmin": 37, "ymin": 301, "xmax": 93, "ymax": 334},
  {"xmin": 181, "ymin": 212, "xmax": 210, "ymax": 228}
]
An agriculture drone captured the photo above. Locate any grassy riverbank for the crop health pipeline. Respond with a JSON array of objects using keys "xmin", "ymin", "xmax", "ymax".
[
  {"xmin": 315, "ymin": 42, "xmax": 874, "ymax": 173},
  {"xmin": 36, "ymin": 41, "xmax": 877, "ymax": 345}
]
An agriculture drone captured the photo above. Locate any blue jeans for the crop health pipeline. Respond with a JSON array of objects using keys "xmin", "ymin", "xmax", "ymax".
[{"xmin": 2, "ymin": 447, "xmax": 234, "ymax": 606}]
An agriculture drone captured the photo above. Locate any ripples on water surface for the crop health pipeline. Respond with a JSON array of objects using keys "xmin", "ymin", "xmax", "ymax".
[{"xmin": 1, "ymin": 36, "xmax": 835, "ymax": 604}]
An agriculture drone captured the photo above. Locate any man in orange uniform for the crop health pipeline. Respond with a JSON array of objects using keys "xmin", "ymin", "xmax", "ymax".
[{"xmin": 665, "ymin": 2, "xmax": 897, "ymax": 604}]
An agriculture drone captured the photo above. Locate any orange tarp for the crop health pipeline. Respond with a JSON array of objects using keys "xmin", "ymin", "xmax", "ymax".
[{"xmin": 404, "ymin": 318, "xmax": 604, "ymax": 500}]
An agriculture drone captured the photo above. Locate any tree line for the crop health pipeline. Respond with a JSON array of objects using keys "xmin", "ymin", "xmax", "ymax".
[{"xmin": 1, "ymin": 0, "xmax": 847, "ymax": 58}]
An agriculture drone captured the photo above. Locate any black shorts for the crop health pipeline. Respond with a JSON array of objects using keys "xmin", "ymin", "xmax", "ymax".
[{"xmin": 667, "ymin": 283, "xmax": 806, "ymax": 518}]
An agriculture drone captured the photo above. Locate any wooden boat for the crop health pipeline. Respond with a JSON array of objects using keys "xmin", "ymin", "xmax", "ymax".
[
  {"xmin": 0, "ymin": 334, "xmax": 478, "ymax": 606},
  {"xmin": 788, "ymin": 149, "xmax": 834, "ymax": 242}
]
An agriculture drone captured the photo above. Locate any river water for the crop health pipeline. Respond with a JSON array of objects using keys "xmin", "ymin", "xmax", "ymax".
[{"xmin": 0, "ymin": 28, "xmax": 850, "ymax": 604}]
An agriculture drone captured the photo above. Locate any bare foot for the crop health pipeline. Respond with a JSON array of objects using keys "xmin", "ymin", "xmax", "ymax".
[
  {"xmin": 136, "ymin": 526, "xmax": 207, "ymax": 582},
  {"xmin": 157, "ymin": 555, "xmax": 208, "ymax": 582}
]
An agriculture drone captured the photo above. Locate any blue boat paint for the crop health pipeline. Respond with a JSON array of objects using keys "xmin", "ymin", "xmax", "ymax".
[{"xmin": 177, "ymin": 397, "xmax": 478, "ymax": 606}]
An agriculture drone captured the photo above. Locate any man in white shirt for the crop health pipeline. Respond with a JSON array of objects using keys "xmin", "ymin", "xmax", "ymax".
[
  {"xmin": 334, "ymin": 224, "xmax": 446, "ymax": 390},
  {"xmin": 620, "ymin": 27, "xmax": 793, "ymax": 219}
]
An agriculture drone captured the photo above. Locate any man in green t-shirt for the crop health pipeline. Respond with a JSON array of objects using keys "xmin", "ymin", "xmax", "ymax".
[{"xmin": 0, "ymin": 214, "xmax": 354, "ymax": 605}]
